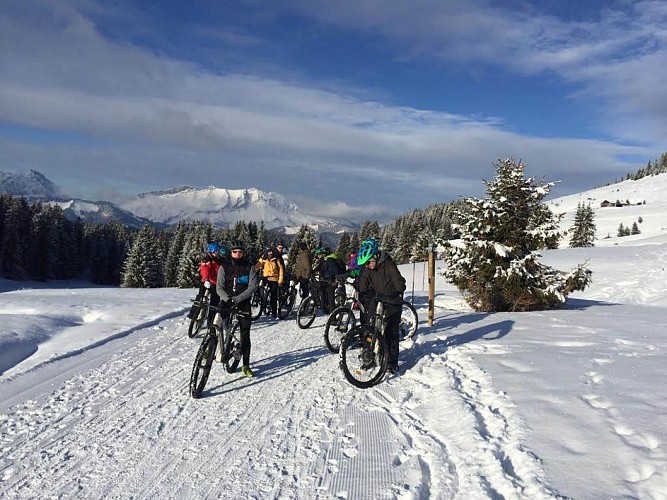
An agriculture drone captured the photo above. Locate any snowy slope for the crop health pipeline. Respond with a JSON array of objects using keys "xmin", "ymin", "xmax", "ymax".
[{"xmin": 548, "ymin": 172, "xmax": 667, "ymax": 247}]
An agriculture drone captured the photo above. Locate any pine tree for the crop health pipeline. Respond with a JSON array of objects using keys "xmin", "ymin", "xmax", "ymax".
[
  {"xmin": 442, "ymin": 158, "xmax": 591, "ymax": 312},
  {"xmin": 631, "ymin": 221, "xmax": 641, "ymax": 235},
  {"xmin": 569, "ymin": 203, "xmax": 596, "ymax": 247},
  {"xmin": 335, "ymin": 232, "xmax": 352, "ymax": 263},
  {"xmin": 164, "ymin": 222, "xmax": 187, "ymax": 287},
  {"xmin": 121, "ymin": 224, "xmax": 164, "ymax": 288},
  {"xmin": 177, "ymin": 222, "xmax": 208, "ymax": 288},
  {"xmin": 617, "ymin": 223, "xmax": 626, "ymax": 237},
  {"xmin": 358, "ymin": 220, "xmax": 380, "ymax": 242}
]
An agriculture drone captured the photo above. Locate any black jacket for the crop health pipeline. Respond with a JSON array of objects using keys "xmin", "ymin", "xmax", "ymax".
[{"xmin": 359, "ymin": 251, "xmax": 406, "ymax": 304}]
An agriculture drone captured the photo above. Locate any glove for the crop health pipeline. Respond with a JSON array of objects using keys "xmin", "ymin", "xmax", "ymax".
[
  {"xmin": 221, "ymin": 298, "xmax": 234, "ymax": 309},
  {"xmin": 204, "ymin": 280, "xmax": 211, "ymax": 289}
]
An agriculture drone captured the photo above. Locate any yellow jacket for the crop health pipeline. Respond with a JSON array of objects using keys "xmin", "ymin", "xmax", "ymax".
[{"xmin": 256, "ymin": 256, "xmax": 284, "ymax": 284}]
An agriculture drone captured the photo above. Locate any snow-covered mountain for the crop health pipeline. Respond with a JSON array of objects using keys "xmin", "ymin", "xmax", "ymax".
[
  {"xmin": 548, "ymin": 172, "xmax": 667, "ymax": 246},
  {"xmin": 50, "ymin": 199, "xmax": 153, "ymax": 229},
  {"xmin": 0, "ymin": 169, "xmax": 151, "ymax": 228},
  {"xmin": 0, "ymin": 169, "xmax": 60, "ymax": 199},
  {"xmin": 120, "ymin": 185, "xmax": 355, "ymax": 231}
]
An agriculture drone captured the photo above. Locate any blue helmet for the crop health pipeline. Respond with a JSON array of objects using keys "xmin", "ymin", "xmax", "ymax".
[
  {"xmin": 207, "ymin": 242, "xmax": 221, "ymax": 254},
  {"xmin": 356, "ymin": 238, "xmax": 379, "ymax": 265}
]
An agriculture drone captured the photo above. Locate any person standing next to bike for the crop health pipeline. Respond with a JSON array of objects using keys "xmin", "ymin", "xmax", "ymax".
[
  {"xmin": 216, "ymin": 240, "xmax": 258, "ymax": 378},
  {"xmin": 294, "ymin": 242, "xmax": 312, "ymax": 300},
  {"xmin": 255, "ymin": 247, "xmax": 284, "ymax": 319},
  {"xmin": 313, "ymin": 247, "xmax": 344, "ymax": 314},
  {"xmin": 188, "ymin": 242, "xmax": 224, "ymax": 324},
  {"xmin": 357, "ymin": 239, "xmax": 406, "ymax": 375}
]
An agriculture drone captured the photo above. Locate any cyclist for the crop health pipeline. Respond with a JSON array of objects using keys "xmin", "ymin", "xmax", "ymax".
[
  {"xmin": 294, "ymin": 242, "xmax": 312, "ymax": 299},
  {"xmin": 216, "ymin": 240, "xmax": 259, "ymax": 378},
  {"xmin": 357, "ymin": 238, "xmax": 406, "ymax": 375},
  {"xmin": 255, "ymin": 246, "xmax": 284, "ymax": 319},
  {"xmin": 313, "ymin": 246, "xmax": 344, "ymax": 314},
  {"xmin": 187, "ymin": 242, "xmax": 224, "ymax": 324}
]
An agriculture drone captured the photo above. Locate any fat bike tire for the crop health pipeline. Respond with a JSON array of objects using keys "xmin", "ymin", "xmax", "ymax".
[
  {"xmin": 296, "ymin": 296, "xmax": 317, "ymax": 329},
  {"xmin": 339, "ymin": 325, "xmax": 388, "ymax": 389},
  {"xmin": 324, "ymin": 306, "xmax": 355, "ymax": 353},
  {"xmin": 399, "ymin": 301, "xmax": 418, "ymax": 341},
  {"xmin": 278, "ymin": 290, "xmax": 297, "ymax": 319},
  {"xmin": 190, "ymin": 334, "xmax": 217, "ymax": 398},
  {"xmin": 250, "ymin": 290, "xmax": 264, "ymax": 321},
  {"xmin": 223, "ymin": 322, "xmax": 242, "ymax": 374}
]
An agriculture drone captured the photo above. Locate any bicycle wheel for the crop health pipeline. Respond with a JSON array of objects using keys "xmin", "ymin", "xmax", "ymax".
[
  {"xmin": 399, "ymin": 301, "xmax": 418, "ymax": 341},
  {"xmin": 250, "ymin": 289, "xmax": 264, "ymax": 321},
  {"xmin": 223, "ymin": 321, "xmax": 241, "ymax": 373},
  {"xmin": 190, "ymin": 333, "xmax": 217, "ymax": 398},
  {"xmin": 296, "ymin": 296, "xmax": 317, "ymax": 329},
  {"xmin": 324, "ymin": 306, "xmax": 355, "ymax": 353},
  {"xmin": 278, "ymin": 289, "xmax": 297, "ymax": 319},
  {"xmin": 187, "ymin": 305, "xmax": 206, "ymax": 338},
  {"xmin": 339, "ymin": 325, "xmax": 388, "ymax": 389}
]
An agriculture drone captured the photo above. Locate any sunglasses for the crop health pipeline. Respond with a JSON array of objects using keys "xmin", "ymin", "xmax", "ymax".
[{"xmin": 231, "ymin": 249, "xmax": 243, "ymax": 254}]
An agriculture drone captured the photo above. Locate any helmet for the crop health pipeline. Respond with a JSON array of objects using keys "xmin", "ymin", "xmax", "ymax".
[
  {"xmin": 207, "ymin": 242, "xmax": 221, "ymax": 254},
  {"xmin": 356, "ymin": 239, "xmax": 379, "ymax": 265},
  {"xmin": 314, "ymin": 246, "xmax": 327, "ymax": 256},
  {"xmin": 229, "ymin": 240, "xmax": 245, "ymax": 252},
  {"xmin": 218, "ymin": 246, "xmax": 228, "ymax": 257}
]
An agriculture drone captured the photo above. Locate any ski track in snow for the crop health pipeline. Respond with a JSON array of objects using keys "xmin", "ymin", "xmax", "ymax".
[{"xmin": 0, "ymin": 310, "xmax": 561, "ymax": 499}]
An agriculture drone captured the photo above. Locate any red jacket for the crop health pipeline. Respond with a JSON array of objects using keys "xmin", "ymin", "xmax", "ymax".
[{"xmin": 199, "ymin": 253, "xmax": 222, "ymax": 284}]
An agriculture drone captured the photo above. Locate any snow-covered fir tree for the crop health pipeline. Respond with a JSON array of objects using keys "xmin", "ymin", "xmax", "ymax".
[
  {"xmin": 442, "ymin": 158, "xmax": 592, "ymax": 312},
  {"xmin": 176, "ymin": 222, "xmax": 210, "ymax": 288},
  {"xmin": 121, "ymin": 224, "xmax": 164, "ymax": 288},
  {"xmin": 569, "ymin": 202, "xmax": 596, "ymax": 247}
]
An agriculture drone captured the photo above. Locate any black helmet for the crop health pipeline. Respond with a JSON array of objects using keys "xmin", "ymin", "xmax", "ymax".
[{"xmin": 229, "ymin": 240, "xmax": 245, "ymax": 252}]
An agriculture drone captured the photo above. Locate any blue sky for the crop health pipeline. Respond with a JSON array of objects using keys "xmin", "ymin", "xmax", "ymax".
[{"xmin": 0, "ymin": 0, "xmax": 665, "ymax": 221}]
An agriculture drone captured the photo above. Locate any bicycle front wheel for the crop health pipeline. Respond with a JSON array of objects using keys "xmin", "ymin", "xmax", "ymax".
[
  {"xmin": 296, "ymin": 296, "xmax": 317, "ymax": 329},
  {"xmin": 399, "ymin": 301, "xmax": 418, "ymax": 341},
  {"xmin": 250, "ymin": 290, "xmax": 264, "ymax": 321},
  {"xmin": 187, "ymin": 307, "xmax": 206, "ymax": 338},
  {"xmin": 324, "ymin": 306, "xmax": 355, "ymax": 353},
  {"xmin": 190, "ymin": 334, "xmax": 217, "ymax": 398},
  {"xmin": 223, "ymin": 321, "xmax": 242, "ymax": 374},
  {"xmin": 339, "ymin": 325, "xmax": 388, "ymax": 389},
  {"xmin": 278, "ymin": 290, "xmax": 297, "ymax": 319}
]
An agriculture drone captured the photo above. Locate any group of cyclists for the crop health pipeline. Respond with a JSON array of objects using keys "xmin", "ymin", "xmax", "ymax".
[{"xmin": 187, "ymin": 236, "xmax": 407, "ymax": 378}]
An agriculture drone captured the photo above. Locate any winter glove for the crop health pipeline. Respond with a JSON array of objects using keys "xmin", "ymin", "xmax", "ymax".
[{"xmin": 204, "ymin": 280, "xmax": 211, "ymax": 289}]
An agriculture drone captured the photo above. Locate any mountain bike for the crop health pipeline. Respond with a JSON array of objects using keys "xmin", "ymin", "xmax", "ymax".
[
  {"xmin": 296, "ymin": 279, "xmax": 325, "ymax": 329},
  {"xmin": 325, "ymin": 289, "xmax": 418, "ymax": 353},
  {"xmin": 189, "ymin": 305, "xmax": 247, "ymax": 398},
  {"xmin": 339, "ymin": 297, "xmax": 389, "ymax": 388},
  {"xmin": 278, "ymin": 277, "xmax": 298, "ymax": 319},
  {"xmin": 187, "ymin": 288, "xmax": 211, "ymax": 338},
  {"xmin": 333, "ymin": 277, "xmax": 348, "ymax": 308}
]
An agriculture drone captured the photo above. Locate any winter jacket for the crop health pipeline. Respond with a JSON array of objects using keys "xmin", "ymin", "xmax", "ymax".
[
  {"xmin": 216, "ymin": 258, "xmax": 258, "ymax": 304},
  {"xmin": 255, "ymin": 253, "xmax": 284, "ymax": 284},
  {"xmin": 359, "ymin": 250, "xmax": 406, "ymax": 305},
  {"xmin": 313, "ymin": 253, "xmax": 344, "ymax": 282},
  {"xmin": 199, "ymin": 252, "xmax": 223, "ymax": 284},
  {"xmin": 294, "ymin": 249, "xmax": 312, "ymax": 280}
]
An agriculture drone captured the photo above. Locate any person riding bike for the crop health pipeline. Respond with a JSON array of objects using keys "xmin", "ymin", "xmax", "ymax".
[
  {"xmin": 255, "ymin": 246, "xmax": 284, "ymax": 319},
  {"xmin": 187, "ymin": 242, "xmax": 224, "ymax": 324},
  {"xmin": 357, "ymin": 238, "xmax": 406, "ymax": 375},
  {"xmin": 216, "ymin": 240, "xmax": 259, "ymax": 377}
]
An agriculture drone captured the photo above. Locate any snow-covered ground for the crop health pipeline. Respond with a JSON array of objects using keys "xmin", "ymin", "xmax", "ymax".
[
  {"xmin": 1, "ymin": 175, "xmax": 666, "ymax": 499},
  {"xmin": 2, "ymin": 225, "xmax": 666, "ymax": 498}
]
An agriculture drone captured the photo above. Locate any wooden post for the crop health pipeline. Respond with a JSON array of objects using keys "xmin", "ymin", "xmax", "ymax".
[{"xmin": 428, "ymin": 248, "xmax": 435, "ymax": 326}]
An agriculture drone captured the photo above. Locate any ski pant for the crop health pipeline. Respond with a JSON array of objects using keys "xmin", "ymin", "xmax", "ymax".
[
  {"xmin": 384, "ymin": 306, "xmax": 401, "ymax": 369},
  {"xmin": 298, "ymin": 277, "xmax": 310, "ymax": 299}
]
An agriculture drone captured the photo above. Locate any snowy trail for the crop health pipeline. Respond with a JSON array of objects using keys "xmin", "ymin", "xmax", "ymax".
[{"xmin": 0, "ymin": 308, "xmax": 561, "ymax": 499}]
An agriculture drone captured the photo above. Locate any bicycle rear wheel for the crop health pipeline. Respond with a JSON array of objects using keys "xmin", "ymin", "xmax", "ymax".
[
  {"xmin": 190, "ymin": 333, "xmax": 217, "ymax": 398},
  {"xmin": 399, "ymin": 301, "xmax": 418, "ymax": 341},
  {"xmin": 324, "ymin": 306, "xmax": 355, "ymax": 353},
  {"xmin": 250, "ymin": 289, "xmax": 264, "ymax": 320},
  {"xmin": 223, "ymin": 321, "xmax": 242, "ymax": 373},
  {"xmin": 296, "ymin": 296, "xmax": 317, "ymax": 329},
  {"xmin": 339, "ymin": 325, "xmax": 388, "ymax": 388},
  {"xmin": 278, "ymin": 289, "xmax": 297, "ymax": 319}
]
